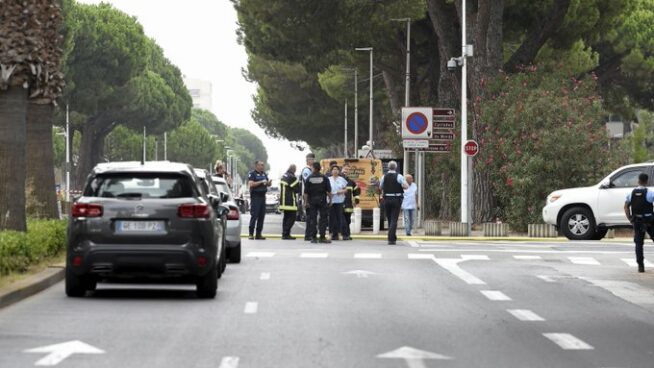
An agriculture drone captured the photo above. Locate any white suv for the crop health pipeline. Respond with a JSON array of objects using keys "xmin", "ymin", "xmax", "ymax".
[{"xmin": 543, "ymin": 163, "xmax": 652, "ymax": 240}]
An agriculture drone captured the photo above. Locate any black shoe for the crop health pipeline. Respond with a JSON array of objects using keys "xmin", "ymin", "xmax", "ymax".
[
  {"xmin": 248, "ymin": 235, "xmax": 254, "ymax": 240},
  {"xmin": 310, "ymin": 238, "xmax": 318, "ymax": 244},
  {"xmin": 255, "ymin": 235, "xmax": 266, "ymax": 240},
  {"xmin": 639, "ymin": 264, "xmax": 645, "ymax": 273},
  {"xmin": 319, "ymin": 237, "xmax": 331, "ymax": 244},
  {"xmin": 388, "ymin": 241, "xmax": 396, "ymax": 245},
  {"xmin": 343, "ymin": 236, "xmax": 351, "ymax": 241},
  {"xmin": 282, "ymin": 236, "xmax": 296, "ymax": 240},
  {"xmin": 304, "ymin": 237, "xmax": 312, "ymax": 241},
  {"xmin": 331, "ymin": 235, "xmax": 340, "ymax": 241}
]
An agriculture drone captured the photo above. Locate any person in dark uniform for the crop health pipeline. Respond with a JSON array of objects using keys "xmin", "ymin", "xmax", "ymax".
[
  {"xmin": 341, "ymin": 165, "xmax": 360, "ymax": 241},
  {"xmin": 304, "ymin": 162, "xmax": 332, "ymax": 244},
  {"xmin": 248, "ymin": 160, "xmax": 271, "ymax": 240},
  {"xmin": 624, "ymin": 173, "xmax": 654, "ymax": 273},
  {"xmin": 300, "ymin": 153, "xmax": 316, "ymax": 240},
  {"xmin": 380, "ymin": 161, "xmax": 408, "ymax": 245},
  {"xmin": 280, "ymin": 164, "xmax": 300, "ymax": 240}
]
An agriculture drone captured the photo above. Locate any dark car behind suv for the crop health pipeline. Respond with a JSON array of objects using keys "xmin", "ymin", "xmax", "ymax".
[{"xmin": 66, "ymin": 162, "xmax": 225, "ymax": 298}]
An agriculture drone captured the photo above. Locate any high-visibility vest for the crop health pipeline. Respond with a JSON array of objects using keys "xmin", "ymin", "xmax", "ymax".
[{"xmin": 279, "ymin": 174, "xmax": 300, "ymax": 211}]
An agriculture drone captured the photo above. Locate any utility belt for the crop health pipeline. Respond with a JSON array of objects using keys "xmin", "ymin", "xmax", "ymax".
[
  {"xmin": 633, "ymin": 214, "xmax": 654, "ymax": 224},
  {"xmin": 384, "ymin": 193, "xmax": 403, "ymax": 198}
]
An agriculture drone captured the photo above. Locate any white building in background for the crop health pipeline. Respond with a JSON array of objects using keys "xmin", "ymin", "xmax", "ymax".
[{"xmin": 184, "ymin": 77, "xmax": 213, "ymax": 111}]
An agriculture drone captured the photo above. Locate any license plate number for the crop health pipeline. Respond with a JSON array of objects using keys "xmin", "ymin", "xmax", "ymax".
[{"xmin": 117, "ymin": 221, "xmax": 165, "ymax": 233}]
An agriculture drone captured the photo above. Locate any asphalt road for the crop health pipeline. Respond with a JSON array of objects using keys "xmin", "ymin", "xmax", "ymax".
[{"xmin": 2, "ymin": 214, "xmax": 654, "ymax": 367}]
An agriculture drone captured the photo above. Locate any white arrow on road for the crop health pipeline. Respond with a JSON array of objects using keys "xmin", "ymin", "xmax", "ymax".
[
  {"xmin": 377, "ymin": 346, "xmax": 453, "ymax": 368},
  {"xmin": 24, "ymin": 340, "xmax": 105, "ymax": 366},
  {"xmin": 342, "ymin": 270, "xmax": 376, "ymax": 278}
]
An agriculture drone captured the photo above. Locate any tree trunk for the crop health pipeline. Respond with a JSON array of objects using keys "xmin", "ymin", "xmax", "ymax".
[
  {"xmin": 75, "ymin": 119, "xmax": 107, "ymax": 188},
  {"xmin": 26, "ymin": 101, "xmax": 58, "ymax": 219},
  {"xmin": 0, "ymin": 87, "xmax": 28, "ymax": 231}
]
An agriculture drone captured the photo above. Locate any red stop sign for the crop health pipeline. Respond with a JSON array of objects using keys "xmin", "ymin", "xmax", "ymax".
[{"xmin": 464, "ymin": 140, "xmax": 479, "ymax": 157}]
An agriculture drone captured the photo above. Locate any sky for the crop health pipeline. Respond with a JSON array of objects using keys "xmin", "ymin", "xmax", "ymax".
[{"xmin": 78, "ymin": 0, "xmax": 308, "ymax": 179}]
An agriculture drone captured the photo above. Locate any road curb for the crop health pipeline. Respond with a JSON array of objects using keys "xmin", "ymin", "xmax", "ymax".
[{"xmin": 0, "ymin": 266, "xmax": 65, "ymax": 310}]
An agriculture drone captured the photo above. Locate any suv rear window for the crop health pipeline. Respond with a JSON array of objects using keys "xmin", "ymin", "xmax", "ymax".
[{"xmin": 84, "ymin": 173, "xmax": 198, "ymax": 198}]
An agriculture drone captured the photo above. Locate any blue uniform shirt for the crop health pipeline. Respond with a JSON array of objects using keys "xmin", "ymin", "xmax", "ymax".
[
  {"xmin": 329, "ymin": 176, "xmax": 348, "ymax": 204},
  {"xmin": 248, "ymin": 170, "xmax": 269, "ymax": 197}
]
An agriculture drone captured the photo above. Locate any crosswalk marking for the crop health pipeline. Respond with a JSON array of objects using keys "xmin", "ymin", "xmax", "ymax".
[
  {"xmin": 622, "ymin": 258, "xmax": 654, "ymax": 267},
  {"xmin": 480, "ymin": 290, "xmax": 512, "ymax": 301},
  {"xmin": 354, "ymin": 253, "xmax": 382, "ymax": 259},
  {"xmin": 514, "ymin": 255, "xmax": 542, "ymax": 260},
  {"xmin": 568, "ymin": 257, "xmax": 601, "ymax": 265},
  {"xmin": 260, "ymin": 272, "xmax": 271, "ymax": 280},
  {"xmin": 507, "ymin": 309, "xmax": 545, "ymax": 321},
  {"xmin": 543, "ymin": 333, "xmax": 594, "ymax": 350},
  {"xmin": 300, "ymin": 252, "xmax": 328, "ymax": 258},
  {"xmin": 246, "ymin": 252, "xmax": 275, "ymax": 258},
  {"xmin": 408, "ymin": 253, "xmax": 435, "ymax": 260}
]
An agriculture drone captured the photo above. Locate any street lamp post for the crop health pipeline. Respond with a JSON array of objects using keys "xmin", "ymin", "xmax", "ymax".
[
  {"xmin": 344, "ymin": 100, "xmax": 348, "ymax": 157},
  {"xmin": 355, "ymin": 47, "xmax": 374, "ymax": 152},
  {"xmin": 354, "ymin": 69, "xmax": 358, "ymax": 157},
  {"xmin": 392, "ymin": 18, "xmax": 412, "ymax": 174},
  {"xmin": 65, "ymin": 104, "xmax": 70, "ymax": 202}
]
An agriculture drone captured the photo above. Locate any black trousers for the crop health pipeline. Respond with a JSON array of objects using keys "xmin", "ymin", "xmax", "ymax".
[
  {"xmin": 343, "ymin": 211, "xmax": 352, "ymax": 237},
  {"xmin": 282, "ymin": 210, "xmax": 296, "ymax": 237},
  {"xmin": 329, "ymin": 203, "xmax": 345, "ymax": 237},
  {"xmin": 249, "ymin": 196, "xmax": 266, "ymax": 236},
  {"xmin": 307, "ymin": 205, "xmax": 328, "ymax": 239},
  {"xmin": 384, "ymin": 197, "xmax": 403, "ymax": 242},
  {"xmin": 633, "ymin": 222, "xmax": 654, "ymax": 265}
]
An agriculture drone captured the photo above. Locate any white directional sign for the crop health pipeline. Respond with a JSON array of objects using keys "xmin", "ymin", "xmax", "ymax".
[
  {"xmin": 402, "ymin": 139, "xmax": 429, "ymax": 149},
  {"xmin": 342, "ymin": 270, "xmax": 376, "ymax": 278},
  {"xmin": 402, "ymin": 107, "xmax": 433, "ymax": 139},
  {"xmin": 377, "ymin": 346, "xmax": 453, "ymax": 368},
  {"xmin": 24, "ymin": 340, "xmax": 105, "ymax": 366}
]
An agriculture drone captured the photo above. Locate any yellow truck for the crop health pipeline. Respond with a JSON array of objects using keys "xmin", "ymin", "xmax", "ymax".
[{"xmin": 321, "ymin": 158, "xmax": 384, "ymax": 227}]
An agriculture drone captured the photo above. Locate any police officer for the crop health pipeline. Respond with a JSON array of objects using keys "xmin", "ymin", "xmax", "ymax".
[
  {"xmin": 341, "ymin": 165, "xmax": 360, "ymax": 241},
  {"xmin": 248, "ymin": 160, "xmax": 271, "ymax": 240},
  {"xmin": 280, "ymin": 164, "xmax": 300, "ymax": 240},
  {"xmin": 380, "ymin": 161, "xmax": 408, "ymax": 245},
  {"xmin": 624, "ymin": 173, "xmax": 654, "ymax": 273},
  {"xmin": 300, "ymin": 153, "xmax": 316, "ymax": 240},
  {"xmin": 304, "ymin": 162, "xmax": 332, "ymax": 244}
]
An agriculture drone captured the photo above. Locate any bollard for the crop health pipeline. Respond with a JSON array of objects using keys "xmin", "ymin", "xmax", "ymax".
[
  {"xmin": 424, "ymin": 220, "xmax": 442, "ymax": 236},
  {"xmin": 528, "ymin": 224, "xmax": 557, "ymax": 238},
  {"xmin": 372, "ymin": 207, "xmax": 381, "ymax": 235},
  {"xmin": 352, "ymin": 207, "xmax": 362, "ymax": 234},
  {"xmin": 483, "ymin": 223, "xmax": 509, "ymax": 237},
  {"xmin": 449, "ymin": 222, "xmax": 467, "ymax": 237}
]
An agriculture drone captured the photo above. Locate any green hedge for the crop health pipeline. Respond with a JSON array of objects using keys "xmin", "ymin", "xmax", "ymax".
[{"xmin": 0, "ymin": 220, "xmax": 67, "ymax": 276}]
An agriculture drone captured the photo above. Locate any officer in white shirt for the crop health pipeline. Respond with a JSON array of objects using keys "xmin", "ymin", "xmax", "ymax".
[{"xmin": 379, "ymin": 161, "xmax": 409, "ymax": 245}]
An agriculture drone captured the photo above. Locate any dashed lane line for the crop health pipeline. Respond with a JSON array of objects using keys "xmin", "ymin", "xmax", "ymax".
[
  {"xmin": 507, "ymin": 309, "xmax": 546, "ymax": 322},
  {"xmin": 219, "ymin": 357, "xmax": 240, "ymax": 368},
  {"xmin": 543, "ymin": 333, "xmax": 594, "ymax": 350},
  {"xmin": 246, "ymin": 252, "xmax": 275, "ymax": 258},
  {"xmin": 622, "ymin": 258, "xmax": 654, "ymax": 267},
  {"xmin": 408, "ymin": 253, "xmax": 435, "ymax": 260},
  {"xmin": 354, "ymin": 253, "xmax": 383, "ymax": 259},
  {"xmin": 300, "ymin": 252, "xmax": 329, "ymax": 258},
  {"xmin": 244, "ymin": 302, "xmax": 258, "ymax": 314},
  {"xmin": 568, "ymin": 257, "xmax": 601, "ymax": 266},
  {"xmin": 480, "ymin": 290, "xmax": 512, "ymax": 301},
  {"xmin": 260, "ymin": 272, "xmax": 271, "ymax": 280},
  {"xmin": 514, "ymin": 255, "xmax": 542, "ymax": 260},
  {"xmin": 461, "ymin": 254, "xmax": 490, "ymax": 261}
]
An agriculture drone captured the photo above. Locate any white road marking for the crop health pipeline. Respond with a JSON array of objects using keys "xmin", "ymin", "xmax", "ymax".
[
  {"xmin": 354, "ymin": 253, "xmax": 382, "ymax": 259},
  {"xmin": 580, "ymin": 277, "xmax": 654, "ymax": 306},
  {"xmin": 514, "ymin": 255, "xmax": 542, "ymax": 260},
  {"xmin": 218, "ymin": 356, "xmax": 240, "ymax": 368},
  {"xmin": 260, "ymin": 272, "xmax": 271, "ymax": 280},
  {"xmin": 418, "ymin": 249, "xmax": 630, "ymax": 254},
  {"xmin": 407, "ymin": 240, "xmax": 420, "ymax": 248},
  {"xmin": 244, "ymin": 302, "xmax": 258, "ymax": 314},
  {"xmin": 409, "ymin": 253, "xmax": 435, "ymax": 260},
  {"xmin": 543, "ymin": 333, "xmax": 594, "ymax": 350},
  {"xmin": 24, "ymin": 341, "xmax": 105, "ymax": 366},
  {"xmin": 461, "ymin": 254, "xmax": 490, "ymax": 261},
  {"xmin": 343, "ymin": 270, "xmax": 376, "ymax": 278},
  {"xmin": 536, "ymin": 275, "xmax": 577, "ymax": 283},
  {"xmin": 432, "ymin": 258, "xmax": 487, "ymax": 285},
  {"xmin": 568, "ymin": 257, "xmax": 601, "ymax": 265},
  {"xmin": 507, "ymin": 309, "xmax": 545, "ymax": 321},
  {"xmin": 246, "ymin": 252, "xmax": 275, "ymax": 258},
  {"xmin": 621, "ymin": 258, "xmax": 654, "ymax": 267},
  {"xmin": 300, "ymin": 252, "xmax": 328, "ymax": 258},
  {"xmin": 377, "ymin": 346, "xmax": 454, "ymax": 365},
  {"xmin": 480, "ymin": 290, "xmax": 512, "ymax": 301}
]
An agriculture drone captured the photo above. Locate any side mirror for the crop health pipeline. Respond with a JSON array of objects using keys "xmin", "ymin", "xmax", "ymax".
[
  {"xmin": 599, "ymin": 179, "xmax": 610, "ymax": 189},
  {"xmin": 208, "ymin": 194, "xmax": 220, "ymax": 208},
  {"xmin": 220, "ymin": 191, "xmax": 229, "ymax": 203}
]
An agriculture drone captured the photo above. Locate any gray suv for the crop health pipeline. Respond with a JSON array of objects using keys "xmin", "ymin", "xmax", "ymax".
[{"xmin": 66, "ymin": 162, "xmax": 225, "ymax": 298}]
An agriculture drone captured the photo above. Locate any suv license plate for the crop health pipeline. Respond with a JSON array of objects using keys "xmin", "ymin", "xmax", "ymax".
[{"xmin": 117, "ymin": 221, "xmax": 165, "ymax": 233}]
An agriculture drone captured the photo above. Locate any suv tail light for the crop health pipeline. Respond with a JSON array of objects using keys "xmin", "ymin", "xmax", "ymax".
[
  {"xmin": 227, "ymin": 206, "xmax": 240, "ymax": 220},
  {"xmin": 72, "ymin": 203, "xmax": 103, "ymax": 218},
  {"xmin": 178, "ymin": 203, "xmax": 210, "ymax": 218}
]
